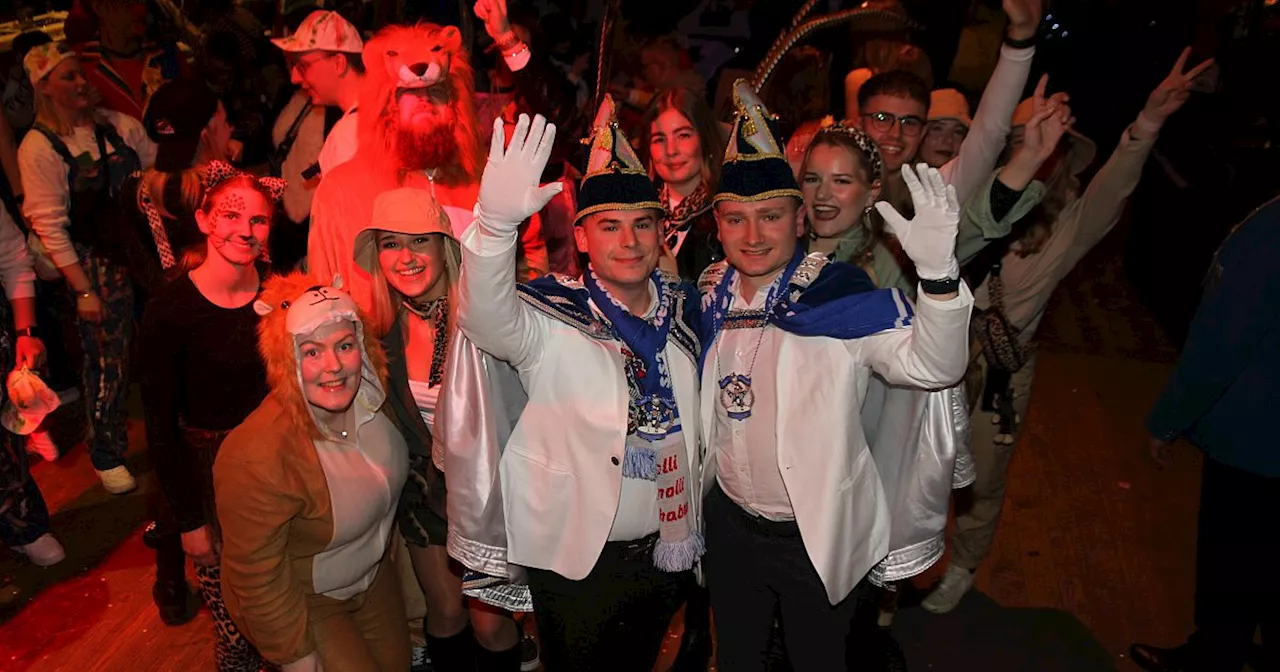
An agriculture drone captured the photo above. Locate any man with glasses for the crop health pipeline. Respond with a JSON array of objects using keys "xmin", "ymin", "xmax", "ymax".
[
  {"xmin": 271, "ymin": 10, "xmax": 365, "ymax": 178},
  {"xmin": 858, "ymin": 0, "xmax": 1043, "ymax": 208}
]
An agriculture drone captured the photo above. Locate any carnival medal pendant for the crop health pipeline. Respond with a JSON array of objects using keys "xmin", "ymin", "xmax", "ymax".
[
  {"xmin": 635, "ymin": 394, "xmax": 676, "ymax": 441},
  {"xmin": 718, "ymin": 373, "xmax": 755, "ymax": 420}
]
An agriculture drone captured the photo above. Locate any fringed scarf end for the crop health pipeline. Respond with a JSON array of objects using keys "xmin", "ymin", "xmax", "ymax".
[
  {"xmin": 653, "ymin": 530, "xmax": 705, "ymax": 572},
  {"xmin": 622, "ymin": 441, "xmax": 658, "ymax": 480}
]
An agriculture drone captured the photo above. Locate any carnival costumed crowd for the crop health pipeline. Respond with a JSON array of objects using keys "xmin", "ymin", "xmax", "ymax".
[{"xmin": 0, "ymin": 0, "xmax": 1273, "ymax": 671}]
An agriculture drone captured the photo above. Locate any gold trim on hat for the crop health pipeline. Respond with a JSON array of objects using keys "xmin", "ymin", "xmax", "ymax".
[
  {"xmin": 711, "ymin": 188, "xmax": 804, "ymax": 205},
  {"xmin": 572, "ymin": 200, "xmax": 665, "ymax": 224},
  {"xmin": 583, "ymin": 165, "xmax": 649, "ymax": 180}
]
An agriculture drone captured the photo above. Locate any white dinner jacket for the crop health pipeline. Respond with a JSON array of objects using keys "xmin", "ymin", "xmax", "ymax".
[
  {"xmin": 455, "ymin": 222, "xmax": 702, "ymax": 581},
  {"xmin": 699, "ymin": 273, "xmax": 973, "ymax": 604}
]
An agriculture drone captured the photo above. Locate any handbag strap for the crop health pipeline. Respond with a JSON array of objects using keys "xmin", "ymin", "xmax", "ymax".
[{"xmin": 987, "ymin": 261, "xmax": 1007, "ymax": 313}]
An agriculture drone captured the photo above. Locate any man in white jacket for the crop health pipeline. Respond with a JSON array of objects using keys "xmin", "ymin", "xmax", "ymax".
[
  {"xmin": 451, "ymin": 101, "xmax": 704, "ymax": 672},
  {"xmin": 697, "ymin": 80, "xmax": 974, "ymax": 671}
]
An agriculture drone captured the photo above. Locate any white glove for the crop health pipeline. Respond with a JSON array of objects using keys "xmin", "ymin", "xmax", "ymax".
[
  {"xmin": 874, "ymin": 163, "xmax": 961, "ymax": 281},
  {"xmin": 476, "ymin": 114, "xmax": 564, "ymax": 236}
]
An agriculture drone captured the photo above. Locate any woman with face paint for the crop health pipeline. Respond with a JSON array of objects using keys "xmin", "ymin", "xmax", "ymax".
[
  {"xmin": 640, "ymin": 87, "xmax": 727, "ymax": 283},
  {"xmin": 353, "ymin": 187, "xmax": 523, "ymax": 671},
  {"xmin": 214, "ymin": 271, "xmax": 411, "ymax": 672},
  {"xmin": 17, "ymin": 41, "xmax": 156, "ymax": 496},
  {"xmin": 137, "ymin": 163, "xmax": 280, "ymax": 668},
  {"xmin": 118, "ymin": 78, "xmax": 236, "ymax": 302}
]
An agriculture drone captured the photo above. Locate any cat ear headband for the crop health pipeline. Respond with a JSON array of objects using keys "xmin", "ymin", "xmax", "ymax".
[{"xmin": 202, "ymin": 160, "xmax": 287, "ymax": 204}]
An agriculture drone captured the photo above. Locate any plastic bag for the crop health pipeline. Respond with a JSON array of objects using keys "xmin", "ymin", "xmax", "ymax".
[{"xmin": 2, "ymin": 367, "xmax": 61, "ymax": 436}]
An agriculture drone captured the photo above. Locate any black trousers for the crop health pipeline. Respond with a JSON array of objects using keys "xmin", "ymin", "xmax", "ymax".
[
  {"xmin": 1187, "ymin": 457, "xmax": 1280, "ymax": 671},
  {"xmin": 704, "ymin": 483, "xmax": 860, "ymax": 672},
  {"xmin": 525, "ymin": 533, "xmax": 690, "ymax": 672}
]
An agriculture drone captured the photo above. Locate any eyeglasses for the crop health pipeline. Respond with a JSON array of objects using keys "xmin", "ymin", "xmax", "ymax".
[
  {"xmin": 861, "ymin": 111, "xmax": 926, "ymax": 137},
  {"xmin": 289, "ymin": 53, "xmax": 335, "ymax": 77}
]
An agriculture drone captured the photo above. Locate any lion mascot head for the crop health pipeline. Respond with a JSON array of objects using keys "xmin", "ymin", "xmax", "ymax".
[{"xmin": 358, "ymin": 23, "xmax": 484, "ymax": 187}]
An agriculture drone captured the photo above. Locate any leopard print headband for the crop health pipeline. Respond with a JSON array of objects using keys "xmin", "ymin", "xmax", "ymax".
[{"xmin": 201, "ymin": 160, "xmax": 287, "ymax": 204}]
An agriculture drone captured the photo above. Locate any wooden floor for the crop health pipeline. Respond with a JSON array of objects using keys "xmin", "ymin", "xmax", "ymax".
[{"xmin": 0, "ymin": 229, "xmax": 1205, "ymax": 672}]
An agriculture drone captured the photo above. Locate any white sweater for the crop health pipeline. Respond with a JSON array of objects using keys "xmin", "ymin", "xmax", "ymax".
[
  {"xmin": 17, "ymin": 110, "xmax": 156, "ymax": 268},
  {"xmin": 0, "ymin": 202, "xmax": 36, "ymax": 300},
  {"xmin": 938, "ymin": 44, "xmax": 1035, "ymax": 205}
]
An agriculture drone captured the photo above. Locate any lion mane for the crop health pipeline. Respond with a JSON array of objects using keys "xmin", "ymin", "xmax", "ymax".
[
  {"xmin": 358, "ymin": 22, "xmax": 484, "ymax": 187},
  {"xmin": 255, "ymin": 271, "xmax": 389, "ymax": 441}
]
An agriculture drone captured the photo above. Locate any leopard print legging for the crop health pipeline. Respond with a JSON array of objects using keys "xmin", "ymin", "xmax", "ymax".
[{"xmin": 195, "ymin": 562, "xmax": 277, "ymax": 672}]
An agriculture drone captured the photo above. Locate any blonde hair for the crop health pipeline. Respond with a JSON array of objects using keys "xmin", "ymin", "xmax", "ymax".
[
  {"xmin": 366, "ymin": 238, "xmax": 461, "ymax": 342},
  {"xmin": 33, "ymin": 86, "xmax": 101, "ymax": 137},
  {"xmin": 142, "ymin": 165, "xmax": 205, "ymax": 220},
  {"xmin": 1012, "ymin": 148, "xmax": 1082, "ymax": 258}
]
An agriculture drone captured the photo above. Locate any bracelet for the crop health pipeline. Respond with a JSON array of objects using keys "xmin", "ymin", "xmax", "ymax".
[
  {"xmin": 15, "ymin": 326, "xmax": 38, "ymax": 338},
  {"xmin": 1003, "ymin": 32, "xmax": 1038, "ymax": 49},
  {"xmin": 920, "ymin": 277, "xmax": 961, "ymax": 295},
  {"xmin": 495, "ymin": 31, "xmax": 521, "ymax": 53},
  {"xmin": 503, "ymin": 42, "xmax": 529, "ymax": 60},
  {"xmin": 76, "ymin": 290, "xmax": 93, "ymax": 300}
]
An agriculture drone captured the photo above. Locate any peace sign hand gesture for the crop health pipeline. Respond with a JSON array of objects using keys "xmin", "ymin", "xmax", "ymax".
[{"xmin": 1143, "ymin": 47, "xmax": 1215, "ymax": 125}]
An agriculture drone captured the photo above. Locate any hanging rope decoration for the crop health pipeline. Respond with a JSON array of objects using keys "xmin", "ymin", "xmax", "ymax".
[
  {"xmin": 593, "ymin": 0, "xmax": 621, "ymax": 113},
  {"xmin": 758, "ymin": 0, "xmax": 823, "ymax": 65},
  {"xmin": 751, "ymin": 8, "xmax": 921, "ymax": 92}
]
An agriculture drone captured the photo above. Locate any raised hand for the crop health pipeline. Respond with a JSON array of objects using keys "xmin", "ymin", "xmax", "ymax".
[
  {"xmin": 474, "ymin": 0, "xmax": 512, "ymax": 43},
  {"xmin": 874, "ymin": 163, "xmax": 961, "ymax": 281},
  {"xmin": 1009, "ymin": 75, "xmax": 1072, "ymax": 177},
  {"xmin": 1002, "ymin": 0, "xmax": 1043, "ymax": 41},
  {"xmin": 476, "ymin": 114, "xmax": 563, "ymax": 235},
  {"xmin": 1143, "ymin": 47, "xmax": 1214, "ymax": 125}
]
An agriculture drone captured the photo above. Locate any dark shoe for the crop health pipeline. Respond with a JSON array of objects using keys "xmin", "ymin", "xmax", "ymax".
[
  {"xmin": 519, "ymin": 633, "xmax": 540, "ymax": 672},
  {"xmin": 874, "ymin": 627, "xmax": 908, "ymax": 672},
  {"xmin": 1129, "ymin": 643, "xmax": 1191, "ymax": 672},
  {"xmin": 141, "ymin": 521, "xmax": 161, "ymax": 549},
  {"xmin": 670, "ymin": 621, "xmax": 712, "ymax": 672},
  {"xmin": 474, "ymin": 640, "xmax": 521, "ymax": 672},
  {"xmin": 153, "ymin": 579, "xmax": 199, "ymax": 626},
  {"xmin": 424, "ymin": 625, "xmax": 476, "ymax": 672}
]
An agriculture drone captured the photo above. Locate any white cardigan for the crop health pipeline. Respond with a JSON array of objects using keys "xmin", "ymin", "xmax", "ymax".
[
  {"xmin": 452, "ymin": 221, "xmax": 703, "ymax": 581},
  {"xmin": 699, "ymin": 273, "xmax": 973, "ymax": 604}
]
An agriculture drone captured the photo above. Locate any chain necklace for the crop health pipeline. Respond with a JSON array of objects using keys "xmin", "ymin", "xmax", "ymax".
[
  {"xmin": 403, "ymin": 295, "xmax": 449, "ymax": 387},
  {"xmin": 713, "ymin": 277, "xmax": 785, "ymax": 421}
]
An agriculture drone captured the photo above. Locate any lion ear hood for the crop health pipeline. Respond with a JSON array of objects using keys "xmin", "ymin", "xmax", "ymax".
[{"xmin": 255, "ymin": 271, "xmax": 390, "ymax": 440}]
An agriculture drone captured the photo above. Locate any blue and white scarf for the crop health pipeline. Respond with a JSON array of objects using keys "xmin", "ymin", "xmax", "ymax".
[{"xmin": 518, "ymin": 269, "xmax": 703, "ymax": 572}]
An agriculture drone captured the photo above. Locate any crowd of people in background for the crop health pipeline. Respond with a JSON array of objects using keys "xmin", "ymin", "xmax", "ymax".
[{"xmin": 0, "ymin": 0, "xmax": 1275, "ymax": 671}]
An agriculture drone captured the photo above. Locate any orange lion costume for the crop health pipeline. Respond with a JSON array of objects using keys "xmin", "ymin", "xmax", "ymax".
[{"xmin": 309, "ymin": 22, "xmax": 545, "ymax": 316}]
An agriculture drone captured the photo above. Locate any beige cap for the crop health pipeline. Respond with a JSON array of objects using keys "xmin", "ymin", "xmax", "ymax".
[
  {"xmin": 354, "ymin": 188, "xmax": 460, "ymax": 279},
  {"xmin": 928, "ymin": 89, "xmax": 972, "ymax": 127},
  {"xmin": 1010, "ymin": 97, "xmax": 1098, "ymax": 177},
  {"xmin": 271, "ymin": 10, "xmax": 363, "ymax": 54}
]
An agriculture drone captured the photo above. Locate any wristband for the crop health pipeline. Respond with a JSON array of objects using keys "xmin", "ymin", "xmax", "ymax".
[
  {"xmin": 15, "ymin": 326, "xmax": 39, "ymax": 338},
  {"xmin": 920, "ymin": 277, "xmax": 961, "ymax": 295},
  {"xmin": 495, "ymin": 31, "xmax": 520, "ymax": 53},
  {"xmin": 76, "ymin": 290, "xmax": 93, "ymax": 300},
  {"xmin": 503, "ymin": 42, "xmax": 529, "ymax": 60},
  {"xmin": 1003, "ymin": 32, "xmax": 1037, "ymax": 49}
]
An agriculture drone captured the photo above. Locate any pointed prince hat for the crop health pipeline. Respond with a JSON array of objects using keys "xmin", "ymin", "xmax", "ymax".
[
  {"xmin": 574, "ymin": 94, "xmax": 662, "ymax": 224},
  {"xmin": 714, "ymin": 79, "xmax": 803, "ymax": 205}
]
